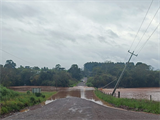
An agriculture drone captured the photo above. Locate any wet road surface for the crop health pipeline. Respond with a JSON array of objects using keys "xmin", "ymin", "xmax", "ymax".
[{"xmin": 2, "ymin": 97, "xmax": 159, "ymax": 120}]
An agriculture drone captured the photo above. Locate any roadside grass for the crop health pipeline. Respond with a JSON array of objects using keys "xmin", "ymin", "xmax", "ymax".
[
  {"xmin": 94, "ymin": 89, "xmax": 160, "ymax": 114},
  {"xmin": 0, "ymin": 85, "xmax": 57, "ymax": 115}
]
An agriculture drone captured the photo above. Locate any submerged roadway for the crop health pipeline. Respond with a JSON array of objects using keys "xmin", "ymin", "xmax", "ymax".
[{"xmin": 2, "ymin": 78, "xmax": 160, "ymax": 120}]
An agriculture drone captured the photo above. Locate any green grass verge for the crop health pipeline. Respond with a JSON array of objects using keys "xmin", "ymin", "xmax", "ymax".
[
  {"xmin": 0, "ymin": 85, "xmax": 57, "ymax": 115},
  {"xmin": 94, "ymin": 89, "xmax": 160, "ymax": 114}
]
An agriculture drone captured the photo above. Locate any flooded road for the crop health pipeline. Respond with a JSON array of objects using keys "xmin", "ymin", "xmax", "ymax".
[
  {"xmin": 19, "ymin": 81, "xmax": 111, "ymax": 113},
  {"xmin": 46, "ymin": 86, "xmax": 111, "ymax": 107},
  {"xmin": 102, "ymin": 87, "xmax": 160, "ymax": 101},
  {"xmin": 45, "ymin": 77, "xmax": 110, "ymax": 106}
]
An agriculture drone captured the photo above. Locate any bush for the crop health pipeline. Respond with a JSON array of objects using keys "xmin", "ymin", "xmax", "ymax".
[
  {"xmin": 35, "ymin": 93, "xmax": 42, "ymax": 97},
  {"xmin": 0, "ymin": 88, "xmax": 57, "ymax": 116},
  {"xmin": 37, "ymin": 99, "xmax": 41, "ymax": 103},
  {"xmin": 0, "ymin": 85, "xmax": 20, "ymax": 101},
  {"xmin": 41, "ymin": 95, "xmax": 45, "ymax": 98},
  {"xmin": 26, "ymin": 91, "xmax": 30, "ymax": 94},
  {"xmin": 1, "ymin": 107, "xmax": 8, "ymax": 114},
  {"xmin": 30, "ymin": 97, "xmax": 35, "ymax": 102}
]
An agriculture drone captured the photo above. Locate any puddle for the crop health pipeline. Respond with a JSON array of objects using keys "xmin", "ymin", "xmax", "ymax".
[{"xmin": 20, "ymin": 109, "xmax": 29, "ymax": 112}]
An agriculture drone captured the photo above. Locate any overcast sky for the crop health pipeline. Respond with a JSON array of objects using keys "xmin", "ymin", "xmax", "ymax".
[{"xmin": 0, "ymin": 0, "xmax": 159, "ymax": 70}]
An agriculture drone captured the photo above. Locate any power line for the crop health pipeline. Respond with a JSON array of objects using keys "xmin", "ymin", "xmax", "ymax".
[
  {"xmin": 0, "ymin": 49, "xmax": 35, "ymax": 65},
  {"xmin": 137, "ymin": 23, "xmax": 159, "ymax": 54},
  {"xmin": 129, "ymin": 0, "xmax": 154, "ymax": 51},
  {"xmin": 102, "ymin": 79, "xmax": 117, "ymax": 89},
  {"xmin": 134, "ymin": 6, "xmax": 160, "ymax": 52}
]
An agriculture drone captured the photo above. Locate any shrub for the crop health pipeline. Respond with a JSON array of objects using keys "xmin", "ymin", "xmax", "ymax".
[
  {"xmin": 37, "ymin": 99, "xmax": 41, "ymax": 103},
  {"xmin": 26, "ymin": 91, "xmax": 30, "ymax": 94},
  {"xmin": 35, "ymin": 93, "xmax": 42, "ymax": 97},
  {"xmin": 41, "ymin": 95, "xmax": 45, "ymax": 98},
  {"xmin": 30, "ymin": 97, "xmax": 35, "ymax": 102},
  {"xmin": 0, "ymin": 89, "xmax": 57, "ymax": 116},
  {"xmin": 1, "ymin": 107, "xmax": 8, "ymax": 115}
]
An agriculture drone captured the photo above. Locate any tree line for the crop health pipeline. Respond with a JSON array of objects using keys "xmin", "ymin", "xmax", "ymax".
[
  {"xmin": 0, "ymin": 60, "xmax": 159, "ymax": 88},
  {"xmin": 84, "ymin": 62, "xmax": 160, "ymax": 88},
  {"xmin": 0, "ymin": 60, "xmax": 82, "ymax": 87}
]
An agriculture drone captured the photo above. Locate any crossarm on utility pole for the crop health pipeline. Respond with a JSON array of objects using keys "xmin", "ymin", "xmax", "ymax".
[{"xmin": 111, "ymin": 51, "xmax": 138, "ymax": 96}]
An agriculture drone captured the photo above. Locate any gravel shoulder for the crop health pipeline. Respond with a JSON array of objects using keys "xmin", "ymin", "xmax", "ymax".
[{"xmin": 2, "ymin": 97, "xmax": 159, "ymax": 120}]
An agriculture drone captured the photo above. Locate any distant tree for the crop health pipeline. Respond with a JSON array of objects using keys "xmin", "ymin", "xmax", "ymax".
[
  {"xmin": 25, "ymin": 66, "xmax": 30, "ymax": 69},
  {"xmin": 4, "ymin": 60, "xmax": 16, "ymax": 68},
  {"xmin": 68, "ymin": 64, "xmax": 82, "ymax": 80},
  {"xmin": 55, "ymin": 64, "xmax": 61, "ymax": 71},
  {"xmin": 33, "ymin": 66, "xmax": 40, "ymax": 70}
]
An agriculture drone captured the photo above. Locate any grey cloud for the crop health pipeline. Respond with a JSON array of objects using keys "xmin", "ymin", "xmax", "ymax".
[
  {"xmin": 98, "ymin": 36, "xmax": 107, "ymax": 43},
  {"xmin": 2, "ymin": 2, "xmax": 40, "ymax": 19},
  {"xmin": 1, "ymin": 1, "xmax": 159, "ymax": 69},
  {"xmin": 49, "ymin": 30, "xmax": 76, "ymax": 42},
  {"xmin": 107, "ymin": 29, "xmax": 119, "ymax": 38}
]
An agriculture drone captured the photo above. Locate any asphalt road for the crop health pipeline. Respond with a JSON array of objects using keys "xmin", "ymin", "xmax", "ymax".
[
  {"xmin": 3, "ymin": 97, "xmax": 159, "ymax": 120},
  {"xmin": 77, "ymin": 77, "xmax": 87, "ymax": 86}
]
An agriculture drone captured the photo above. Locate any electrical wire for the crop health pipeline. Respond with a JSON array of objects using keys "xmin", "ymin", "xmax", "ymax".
[
  {"xmin": 134, "ymin": 6, "xmax": 160, "ymax": 52},
  {"xmin": 129, "ymin": 0, "xmax": 154, "ymax": 51},
  {"xmin": 0, "ymin": 49, "xmax": 35, "ymax": 65},
  {"xmin": 102, "ymin": 79, "xmax": 117, "ymax": 88},
  {"xmin": 124, "ymin": 0, "xmax": 154, "ymax": 62},
  {"xmin": 137, "ymin": 23, "xmax": 160, "ymax": 54}
]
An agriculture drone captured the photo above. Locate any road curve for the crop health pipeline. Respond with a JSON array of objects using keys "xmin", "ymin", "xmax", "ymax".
[{"xmin": 3, "ymin": 97, "xmax": 159, "ymax": 120}]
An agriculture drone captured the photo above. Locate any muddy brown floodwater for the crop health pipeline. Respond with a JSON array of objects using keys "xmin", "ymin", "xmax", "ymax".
[
  {"xmin": 45, "ymin": 86, "xmax": 111, "ymax": 107},
  {"xmin": 8, "ymin": 86, "xmax": 111, "ymax": 114},
  {"xmin": 102, "ymin": 87, "xmax": 160, "ymax": 101}
]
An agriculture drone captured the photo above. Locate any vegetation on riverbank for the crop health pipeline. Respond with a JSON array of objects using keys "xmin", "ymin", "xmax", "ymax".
[
  {"xmin": 0, "ymin": 85, "xmax": 57, "ymax": 115},
  {"xmin": 85, "ymin": 62, "xmax": 159, "ymax": 88},
  {"xmin": 94, "ymin": 89, "xmax": 160, "ymax": 114}
]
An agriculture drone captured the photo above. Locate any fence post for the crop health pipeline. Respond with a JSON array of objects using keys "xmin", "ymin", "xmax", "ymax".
[
  {"xmin": 118, "ymin": 91, "xmax": 120, "ymax": 98},
  {"xmin": 150, "ymin": 95, "xmax": 152, "ymax": 101}
]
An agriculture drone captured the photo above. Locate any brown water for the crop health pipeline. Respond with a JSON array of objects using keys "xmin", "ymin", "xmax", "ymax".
[
  {"xmin": 102, "ymin": 87, "xmax": 160, "ymax": 101},
  {"xmin": 19, "ymin": 86, "xmax": 111, "ymax": 112},
  {"xmin": 45, "ymin": 86, "xmax": 111, "ymax": 106},
  {"xmin": 20, "ymin": 86, "xmax": 160, "ymax": 113}
]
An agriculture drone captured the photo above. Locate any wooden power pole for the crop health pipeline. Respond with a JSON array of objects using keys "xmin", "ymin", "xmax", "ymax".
[{"xmin": 112, "ymin": 50, "xmax": 138, "ymax": 96}]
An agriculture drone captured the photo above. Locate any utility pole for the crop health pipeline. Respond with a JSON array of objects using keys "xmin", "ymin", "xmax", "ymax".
[{"xmin": 112, "ymin": 50, "xmax": 138, "ymax": 96}]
